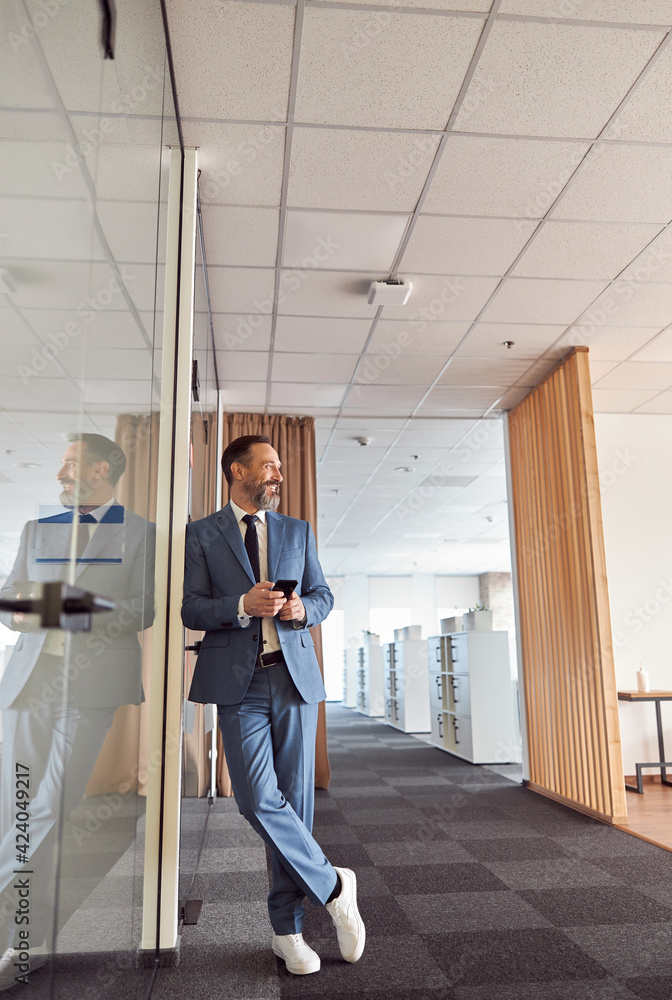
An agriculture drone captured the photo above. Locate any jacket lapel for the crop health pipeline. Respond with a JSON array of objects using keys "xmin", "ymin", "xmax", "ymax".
[
  {"xmin": 266, "ymin": 511, "xmax": 285, "ymax": 585},
  {"xmin": 216, "ymin": 504, "xmax": 256, "ymax": 586},
  {"xmin": 75, "ymin": 502, "xmax": 125, "ymax": 580}
]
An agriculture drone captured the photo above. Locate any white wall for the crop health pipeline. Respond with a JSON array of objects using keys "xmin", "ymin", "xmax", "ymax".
[{"xmin": 595, "ymin": 413, "xmax": 672, "ymax": 776}]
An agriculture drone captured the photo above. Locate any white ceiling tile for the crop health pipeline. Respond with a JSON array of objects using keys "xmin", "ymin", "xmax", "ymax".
[
  {"xmin": 0, "ymin": 197, "xmax": 104, "ymax": 261},
  {"xmin": 621, "ymin": 228, "xmax": 672, "ymax": 283},
  {"xmin": 423, "ymin": 386, "xmax": 504, "ymax": 408},
  {"xmin": 207, "ymin": 268, "xmax": 276, "ymax": 314},
  {"xmin": 382, "ymin": 275, "xmax": 500, "ymax": 322},
  {"xmin": 220, "ymin": 381, "xmax": 267, "ymax": 407},
  {"xmin": 96, "ymin": 201, "xmax": 167, "ymax": 264},
  {"xmin": 212, "ymin": 315, "xmax": 272, "ymax": 352},
  {"xmin": 370, "ymin": 320, "xmax": 469, "ymax": 357},
  {"xmin": 438, "ymin": 357, "xmax": 535, "ymax": 385},
  {"xmin": 295, "ymin": 9, "xmax": 484, "ymax": 129},
  {"xmin": 346, "ymin": 385, "xmax": 428, "ymax": 408},
  {"xmin": 283, "ymin": 211, "xmax": 409, "ymax": 272},
  {"xmin": 312, "ymin": 0, "xmax": 493, "ymax": 8},
  {"xmin": 423, "ymin": 136, "xmax": 590, "ymax": 218},
  {"xmin": 500, "ymin": 0, "xmax": 672, "ymax": 22},
  {"xmin": 272, "ymin": 353, "xmax": 358, "ymax": 383},
  {"xmin": 402, "ymin": 217, "xmax": 538, "ymax": 275},
  {"xmin": 167, "ymin": 1, "xmax": 294, "ymax": 120},
  {"xmin": 584, "ymin": 282, "xmax": 672, "ymax": 327},
  {"xmin": 357, "ymin": 354, "xmax": 445, "ymax": 385},
  {"xmin": 61, "ymin": 347, "xmax": 154, "ymax": 381},
  {"xmin": 270, "ymin": 383, "xmax": 348, "ymax": 407},
  {"xmin": 553, "ymin": 145, "xmax": 672, "ymax": 223},
  {"xmin": 591, "ymin": 388, "xmax": 661, "ymax": 412},
  {"xmin": 608, "ymin": 43, "xmax": 672, "ymax": 143},
  {"xmin": 275, "ymin": 317, "xmax": 373, "ymax": 354},
  {"xmin": 288, "ymin": 128, "xmax": 441, "ymax": 213},
  {"xmin": 215, "ymin": 351, "xmax": 270, "ymax": 382},
  {"xmin": 80, "ymin": 379, "xmax": 154, "ymax": 405},
  {"xmin": 482, "ymin": 278, "xmax": 609, "ymax": 325},
  {"xmin": 588, "ymin": 360, "xmax": 620, "ymax": 383},
  {"xmin": 456, "ymin": 322, "xmax": 566, "ymax": 358},
  {"xmin": 0, "ymin": 110, "xmax": 65, "ymax": 141},
  {"xmin": 634, "ymin": 390, "xmax": 672, "ymax": 413},
  {"xmin": 630, "ymin": 329, "xmax": 672, "ymax": 362},
  {"xmin": 592, "ymin": 361, "xmax": 672, "ymax": 391},
  {"xmin": 2, "ymin": 261, "xmax": 128, "ymax": 312},
  {"xmin": 85, "ymin": 144, "xmax": 168, "ymax": 202},
  {"xmin": 203, "ymin": 207, "xmax": 279, "ymax": 267},
  {"xmin": 183, "ymin": 122, "xmax": 285, "ymax": 207},
  {"xmin": 555, "ymin": 325, "xmax": 660, "ymax": 361},
  {"xmin": 0, "ymin": 142, "xmax": 91, "ymax": 200},
  {"xmin": 276, "ymin": 271, "xmax": 379, "ymax": 318},
  {"xmin": 512, "ymin": 222, "xmax": 664, "ymax": 280},
  {"xmin": 453, "ymin": 21, "xmax": 665, "ymax": 138}
]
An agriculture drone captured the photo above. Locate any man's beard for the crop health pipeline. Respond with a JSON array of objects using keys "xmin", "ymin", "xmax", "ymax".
[
  {"xmin": 59, "ymin": 477, "xmax": 96, "ymax": 508},
  {"xmin": 243, "ymin": 477, "xmax": 280, "ymax": 512}
]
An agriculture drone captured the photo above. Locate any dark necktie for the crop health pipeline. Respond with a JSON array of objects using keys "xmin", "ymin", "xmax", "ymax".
[
  {"xmin": 76, "ymin": 512, "xmax": 96, "ymax": 561},
  {"xmin": 242, "ymin": 514, "xmax": 264, "ymax": 662},
  {"xmin": 242, "ymin": 514, "xmax": 260, "ymax": 583}
]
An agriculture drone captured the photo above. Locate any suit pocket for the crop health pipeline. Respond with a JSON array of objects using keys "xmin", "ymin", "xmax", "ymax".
[
  {"xmin": 300, "ymin": 633, "xmax": 314, "ymax": 648},
  {"xmin": 200, "ymin": 633, "xmax": 230, "ymax": 648}
]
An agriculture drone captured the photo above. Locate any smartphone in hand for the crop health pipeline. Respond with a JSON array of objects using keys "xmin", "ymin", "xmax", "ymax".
[{"xmin": 272, "ymin": 579, "xmax": 298, "ymax": 600}]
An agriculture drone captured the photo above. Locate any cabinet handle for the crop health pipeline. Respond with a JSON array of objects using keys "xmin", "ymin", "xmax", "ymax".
[
  {"xmin": 436, "ymin": 644, "xmax": 441, "ymax": 662},
  {"xmin": 453, "ymin": 718, "xmax": 460, "ymax": 745},
  {"xmin": 438, "ymin": 714, "xmax": 443, "ymax": 738},
  {"xmin": 435, "ymin": 675, "xmax": 442, "ymax": 698},
  {"xmin": 451, "ymin": 677, "xmax": 459, "ymax": 704}
]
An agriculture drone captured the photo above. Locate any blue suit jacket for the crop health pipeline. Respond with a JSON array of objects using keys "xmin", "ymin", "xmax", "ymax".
[{"xmin": 182, "ymin": 504, "xmax": 333, "ymax": 706}]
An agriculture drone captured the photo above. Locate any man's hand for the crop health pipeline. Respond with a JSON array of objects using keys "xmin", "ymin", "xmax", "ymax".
[
  {"xmin": 243, "ymin": 581, "xmax": 287, "ymax": 618},
  {"xmin": 278, "ymin": 590, "xmax": 306, "ymax": 622}
]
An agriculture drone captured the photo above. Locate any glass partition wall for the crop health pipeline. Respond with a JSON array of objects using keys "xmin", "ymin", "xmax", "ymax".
[{"xmin": 0, "ymin": 0, "xmax": 182, "ymax": 991}]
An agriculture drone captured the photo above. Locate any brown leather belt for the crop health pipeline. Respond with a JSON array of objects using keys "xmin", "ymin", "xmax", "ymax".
[{"xmin": 258, "ymin": 649, "xmax": 285, "ymax": 668}]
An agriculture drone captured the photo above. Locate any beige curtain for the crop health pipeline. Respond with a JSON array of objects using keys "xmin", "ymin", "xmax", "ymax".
[
  {"xmin": 85, "ymin": 413, "xmax": 159, "ymax": 796},
  {"xmin": 215, "ymin": 414, "xmax": 331, "ymax": 791}
]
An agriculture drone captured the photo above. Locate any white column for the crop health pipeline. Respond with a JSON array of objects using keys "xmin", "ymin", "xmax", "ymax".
[{"xmin": 141, "ymin": 147, "xmax": 198, "ymax": 953}]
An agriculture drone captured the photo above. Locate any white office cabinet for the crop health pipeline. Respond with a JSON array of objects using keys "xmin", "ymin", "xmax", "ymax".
[
  {"xmin": 343, "ymin": 647, "xmax": 358, "ymax": 708},
  {"xmin": 356, "ymin": 643, "xmax": 385, "ymax": 717},
  {"xmin": 384, "ymin": 639, "xmax": 431, "ymax": 733},
  {"xmin": 427, "ymin": 631, "xmax": 521, "ymax": 764}
]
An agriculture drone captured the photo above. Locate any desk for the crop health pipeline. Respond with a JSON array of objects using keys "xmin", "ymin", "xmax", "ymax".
[{"xmin": 618, "ymin": 690, "xmax": 672, "ymax": 794}]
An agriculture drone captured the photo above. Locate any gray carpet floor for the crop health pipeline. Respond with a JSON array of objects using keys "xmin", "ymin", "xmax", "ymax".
[{"xmin": 20, "ymin": 703, "xmax": 672, "ymax": 998}]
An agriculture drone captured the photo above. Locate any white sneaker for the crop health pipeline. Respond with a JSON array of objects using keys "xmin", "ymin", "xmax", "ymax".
[
  {"xmin": 325, "ymin": 866, "xmax": 365, "ymax": 963},
  {"xmin": 0, "ymin": 943, "xmax": 49, "ymax": 991},
  {"xmin": 271, "ymin": 932, "xmax": 321, "ymax": 975}
]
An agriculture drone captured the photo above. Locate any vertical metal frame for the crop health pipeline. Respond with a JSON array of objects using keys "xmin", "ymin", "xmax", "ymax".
[{"xmin": 142, "ymin": 146, "xmax": 198, "ymax": 953}]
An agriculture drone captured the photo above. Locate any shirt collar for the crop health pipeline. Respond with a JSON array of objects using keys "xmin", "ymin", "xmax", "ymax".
[
  {"xmin": 230, "ymin": 499, "xmax": 266, "ymax": 525},
  {"xmin": 86, "ymin": 497, "xmax": 116, "ymax": 523}
]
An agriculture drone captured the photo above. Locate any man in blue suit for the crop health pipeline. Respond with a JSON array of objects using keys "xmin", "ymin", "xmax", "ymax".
[{"xmin": 182, "ymin": 435, "xmax": 365, "ymax": 975}]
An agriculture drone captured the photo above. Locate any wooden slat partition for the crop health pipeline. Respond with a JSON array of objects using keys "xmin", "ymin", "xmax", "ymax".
[{"xmin": 508, "ymin": 347, "xmax": 627, "ymax": 825}]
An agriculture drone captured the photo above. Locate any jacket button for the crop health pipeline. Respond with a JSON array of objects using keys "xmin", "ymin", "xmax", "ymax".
[{"xmin": 252, "ymin": 634, "xmax": 258, "ymax": 641}]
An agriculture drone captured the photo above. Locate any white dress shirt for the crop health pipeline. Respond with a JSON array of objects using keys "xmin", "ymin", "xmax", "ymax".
[{"xmin": 230, "ymin": 500, "xmax": 281, "ymax": 655}]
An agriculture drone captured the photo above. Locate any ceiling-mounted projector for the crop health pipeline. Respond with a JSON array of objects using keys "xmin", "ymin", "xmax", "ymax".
[{"xmin": 368, "ymin": 278, "xmax": 412, "ymax": 306}]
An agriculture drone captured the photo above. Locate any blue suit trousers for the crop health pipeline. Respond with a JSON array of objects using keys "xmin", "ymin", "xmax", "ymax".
[{"xmin": 217, "ymin": 662, "xmax": 337, "ymax": 934}]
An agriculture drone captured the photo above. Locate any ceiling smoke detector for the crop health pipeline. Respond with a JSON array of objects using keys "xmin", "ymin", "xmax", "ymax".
[{"xmin": 367, "ymin": 278, "xmax": 412, "ymax": 306}]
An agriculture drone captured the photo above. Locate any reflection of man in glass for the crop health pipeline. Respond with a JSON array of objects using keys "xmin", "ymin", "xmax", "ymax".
[{"xmin": 0, "ymin": 434, "xmax": 154, "ymax": 985}]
